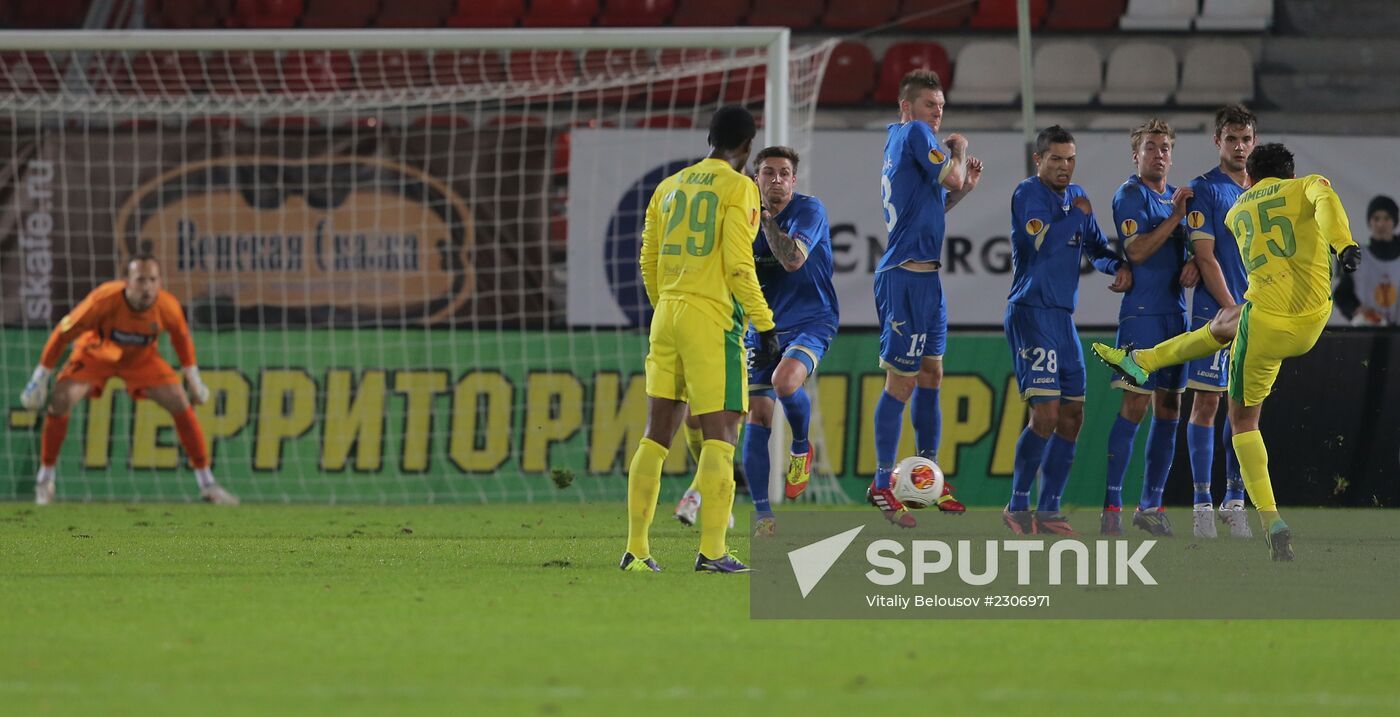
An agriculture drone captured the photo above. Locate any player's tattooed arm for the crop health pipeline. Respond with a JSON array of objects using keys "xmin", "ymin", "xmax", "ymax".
[{"xmin": 760, "ymin": 210, "xmax": 808, "ymax": 272}]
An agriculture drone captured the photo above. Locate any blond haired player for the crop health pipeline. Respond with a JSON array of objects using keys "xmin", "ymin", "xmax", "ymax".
[
  {"xmin": 19, "ymin": 254, "xmax": 239, "ymax": 505},
  {"xmin": 1093, "ymin": 143, "xmax": 1362, "ymax": 561}
]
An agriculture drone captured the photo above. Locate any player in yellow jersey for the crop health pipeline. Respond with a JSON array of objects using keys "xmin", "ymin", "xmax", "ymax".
[
  {"xmin": 619, "ymin": 106, "xmax": 781, "ymax": 573},
  {"xmin": 1092, "ymin": 143, "xmax": 1362, "ymax": 561}
]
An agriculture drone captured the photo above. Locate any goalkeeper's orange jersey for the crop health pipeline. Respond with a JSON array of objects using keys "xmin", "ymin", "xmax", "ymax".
[
  {"xmin": 639, "ymin": 157, "xmax": 775, "ymax": 332},
  {"xmin": 40, "ymin": 281, "xmax": 196, "ymax": 370},
  {"xmin": 1226, "ymin": 174, "xmax": 1358, "ymax": 316}
]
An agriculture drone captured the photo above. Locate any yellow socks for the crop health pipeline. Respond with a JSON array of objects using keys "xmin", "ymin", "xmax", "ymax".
[
  {"xmin": 683, "ymin": 422, "xmax": 705, "ymax": 492},
  {"xmin": 697, "ymin": 439, "xmax": 737, "ymax": 559},
  {"xmin": 1136, "ymin": 324, "xmax": 1229, "ymax": 373},
  {"xmin": 1231, "ymin": 429, "xmax": 1285, "ymax": 530},
  {"xmin": 625, "ymin": 437, "xmax": 668, "ymax": 558}
]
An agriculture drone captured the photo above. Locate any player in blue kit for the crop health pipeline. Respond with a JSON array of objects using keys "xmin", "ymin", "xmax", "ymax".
[
  {"xmin": 1002, "ymin": 126, "xmax": 1132, "ymax": 536},
  {"xmin": 870, "ymin": 69, "xmax": 982, "ymax": 527},
  {"xmin": 1181, "ymin": 105, "xmax": 1258, "ymax": 540},
  {"xmin": 1102, "ymin": 118, "xmax": 1197, "ymax": 537},
  {"xmin": 739, "ymin": 146, "xmax": 839, "ymax": 536}
]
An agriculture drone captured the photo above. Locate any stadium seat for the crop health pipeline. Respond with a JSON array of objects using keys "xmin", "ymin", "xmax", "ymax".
[
  {"xmin": 897, "ymin": 0, "xmax": 975, "ymax": 29},
  {"xmin": 0, "ymin": 52, "xmax": 60, "ymax": 94},
  {"xmin": 1174, "ymin": 42, "xmax": 1254, "ymax": 105},
  {"xmin": 1033, "ymin": 42, "xmax": 1101, "ymax": 105},
  {"xmin": 823, "ymin": 0, "xmax": 897, "ymax": 29},
  {"xmin": 488, "ymin": 114, "xmax": 546, "ymax": 127},
  {"xmin": 1194, "ymin": 0, "xmax": 1272, "ymax": 31},
  {"xmin": 150, "ymin": 0, "xmax": 234, "ymax": 29},
  {"xmin": 946, "ymin": 42, "xmax": 1020, "ymax": 105},
  {"xmin": 282, "ymin": 50, "xmax": 354, "ymax": 93},
  {"xmin": 1119, "ymin": 0, "xmax": 1197, "ymax": 31},
  {"xmin": 721, "ymin": 50, "xmax": 765, "ymax": 104},
  {"xmin": 208, "ymin": 51, "xmax": 281, "ymax": 95},
  {"xmin": 747, "ymin": 0, "xmax": 822, "ymax": 30},
  {"xmin": 432, "ymin": 50, "xmax": 507, "ymax": 86},
  {"xmin": 359, "ymin": 50, "xmax": 431, "ymax": 90},
  {"xmin": 301, "ymin": 0, "xmax": 377, "ymax": 27},
  {"xmin": 1098, "ymin": 42, "xmax": 1178, "ymax": 105},
  {"xmin": 380, "ymin": 0, "xmax": 453, "ymax": 27},
  {"xmin": 968, "ymin": 0, "xmax": 1047, "ymax": 29},
  {"xmin": 635, "ymin": 114, "xmax": 695, "ymax": 128},
  {"xmin": 598, "ymin": 0, "xmax": 674, "ymax": 26},
  {"xmin": 412, "ymin": 114, "xmax": 472, "ymax": 128},
  {"xmin": 263, "ymin": 116, "xmax": 322, "ymax": 129},
  {"xmin": 521, "ymin": 0, "xmax": 597, "ymax": 27},
  {"xmin": 579, "ymin": 48, "xmax": 652, "ymax": 104},
  {"xmin": 443, "ymin": 0, "xmax": 515, "ymax": 26},
  {"xmin": 1042, "ymin": 0, "xmax": 1124, "ymax": 30},
  {"xmin": 231, "ymin": 0, "xmax": 303, "ymax": 28},
  {"xmin": 187, "ymin": 116, "xmax": 250, "ymax": 130},
  {"xmin": 9, "ymin": 0, "xmax": 88, "ymax": 28},
  {"xmin": 507, "ymin": 49, "xmax": 578, "ymax": 87},
  {"xmin": 650, "ymin": 49, "xmax": 723, "ymax": 105},
  {"xmin": 110, "ymin": 51, "xmax": 208, "ymax": 96},
  {"xmin": 343, "ymin": 116, "xmax": 387, "ymax": 131},
  {"xmin": 874, "ymin": 41, "xmax": 951, "ymax": 103},
  {"xmin": 819, "ymin": 41, "xmax": 876, "ymax": 106},
  {"xmin": 672, "ymin": 0, "xmax": 748, "ymax": 26}
]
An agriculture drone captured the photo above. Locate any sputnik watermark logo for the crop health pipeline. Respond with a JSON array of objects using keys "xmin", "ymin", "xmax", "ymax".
[{"xmin": 787, "ymin": 525, "xmax": 865, "ymax": 598}]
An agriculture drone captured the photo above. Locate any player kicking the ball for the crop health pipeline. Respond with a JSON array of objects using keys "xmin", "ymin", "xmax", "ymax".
[
  {"xmin": 1002, "ymin": 126, "xmax": 1130, "ymax": 536},
  {"xmin": 870, "ymin": 69, "xmax": 980, "ymax": 528},
  {"xmin": 1093, "ymin": 143, "xmax": 1361, "ymax": 561},
  {"xmin": 620, "ymin": 106, "xmax": 781, "ymax": 573},
  {"xmin": 18, "ymin": 254, "xmax": 238, "ymax": 505}
]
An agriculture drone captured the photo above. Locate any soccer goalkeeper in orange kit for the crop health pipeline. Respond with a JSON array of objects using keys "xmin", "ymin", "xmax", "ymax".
[{"xmin": 19, "ymin": 254, "xmax": 239, "ymax": 505}]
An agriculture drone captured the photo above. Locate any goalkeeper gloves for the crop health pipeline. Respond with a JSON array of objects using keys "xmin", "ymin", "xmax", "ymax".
[
  {"xmin": 183, "ymin": 366, "xmax": 210, "ymax": 405},
  {"xmin": 20, "ymin": 365, "xmax": 50, "ymax": 411},
  {"xmin": 1339, "ymin": 245, "xmax": 1362, "ymax": 273},
  {"xmin": 749, "ymin": 329, "xmax": 783, "ymax": 372}
]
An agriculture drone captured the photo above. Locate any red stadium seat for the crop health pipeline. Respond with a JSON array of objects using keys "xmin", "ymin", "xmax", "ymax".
[
  {"xmin": 489, "ymin": 114, "xmax": 546, "ymax": 127},
  {"xmin": 875, "ymin": 41, "xmax": 952, "ymax": 103},
  {"xmin": 378, "ymin": 0, "xmax": 453, "ymax": 27},
  {"xmin": 301, "ymin": 0, "xmax": 378, "ymax": 28},
  {"xmin": 10, "ymin": 0, "xmax": 88, "ymax": 28},
  {"xmin": 359, "ymin": 50, "xmax": 431, "ymax": 90},
  {"xmin": 747, "ymin": 0, "xmax": 822, "ymax": 29},
  {"xmin": 0, "ymin": 52, "xmax": 60, "ymax": 94},
  {"xmin": 282, "ymin": 50, "xmax": 354, "ymax": 93},
  {"xmin": 343, "ymin": 116, "xmax": 388, "ymax": 131},
  {"xmin": 968, "ymin": 0, "xmax": 1047, "ymax": 29},
  {"xmin": 413, "ymin": 114, "xmax": 472, "ymax": 128},
  {"xmin": 263, "ymin": 116, "xmax": 322, "ymax": 129},
  {"xmin": 551, "ymin": 118, "xmax": 618, "ymax": 176},
  {"xmin": 824, "ymin": 0, "xmax": 898, "ymax": 29},
  {"xmin": 671, "ymin": 0, "xmax": 748, "ymax": 26},
  {"xmin": 521, "ymin": 0, "xmax": 597, "ymax": 27},
  {"xmin": 897, "ymin": 0, "xmax": 973, "ymax": 29},
  {"xmin": 635, "ymin": 114, "xmax": 695, "ymax": 128},
  {"xmin": 443, "ymin": 0, "xmax": 519, "ymax": 27},
  {"xmin": 818, "ymin": 41, "xmax": 876, "ymax": 106},
  {"xmin": 188, "ymin": 116, "xmax": 249, "ymax": 130},
  {"xmin": 598, "ymin": 0, "xmax": 674, "ymax": 26},
  {"xmin": 231, "ymin": 0, "xmax": 302, "ymax": 28},
  {"xmin": 1043, "ymin": 0, "xmax": 1125, "ymax": 30},
  {"xmin": 721, "ymin": 49, "xmax": 765, "ymax": 104},
  {"xmin": 507, "ymin": 49, "xmax": 578, "ymax": 86},
  {"xmin": 432, "ymin": 50, "xmax": 507, "ymax": 86},
  {"xmin": 579, "ymin": 48, "xmax": 653, "ymax": 104},
  {"xmin": 649, "ymin": 49, "xmax": 722, "ymax": 105},
  {"xmin": 150, "ymin": 0, "xmax": 233, "ymax": 29},
  {"xmin": 208, "ymin": 51, "xmax": 281, "ymax": 95},
  {"xmin": 105, "ymin": 51, "xmax": 208, "ymax": 96}
]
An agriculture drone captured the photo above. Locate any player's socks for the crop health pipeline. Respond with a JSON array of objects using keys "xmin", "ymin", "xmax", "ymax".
[
  {"xmin": 173, "ymin": 405, "xmax": 211, "ymax": 470},
  {"xmin": 1009, "ymin": 427, "xmax": 1049, "ymax": 511},
  {"xmin": 910, "ymin": 386, "xmax": 941, "ymax": 461},
  {"xmin": 743, "ymin": 424, "xmax": 773, "ymax": 516},
  {"xmin": 1036, "ymin": 434, "xmax": 1076, "ymax": 513},
  {"xmin": 194, "ymin": 467, "xmax": 216, "ymax": 490},
  {"xmin": 36, "ymin": 464, "xmax": 56, "ymax": 483},
  {"xmin": 778, "ymin": 388, "xmax": 811, "ymax": 455},
  {"xmin": 697, "ymin": 440, "xmax": 737, "ymax": 559},
  {"xmin": 40, "ymin": 413, "xmax": 70, "ymax": 466},
  {"xmin": 873, "ymin": 391, "xmax": 905, "ymax": 489},
  {"xmin": 1187, "ymin": 422, "xmax": 1214, "ymax": 505},
  {"xmin": 1221, "ymin": 418, "xmax": 1246, "ymax": 504},
  {"xmin": 1134, "ymin": 325, "xmax": 1229, "ymax": 373},
  {"xmin": 1231, "ymin": 429, "xmax": 1281, "ymax": 525},
  {"xmin": 625, "ymin": 437, "xmax": 668, "ymax": 559},
  {"xmin": 683, "ymin": 422, "xmax": 705, "ymax": 465},
  {"xmin": 1104, "ymin": 415, "xmax": 1139, "ymax": 509},
  {"xmin": 1138, "ymin": 418, "xmax": 1178, "ymax": 510}
]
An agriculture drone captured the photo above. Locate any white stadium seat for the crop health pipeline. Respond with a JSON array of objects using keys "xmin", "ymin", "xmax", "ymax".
[
  {"xmin": 1120, "ymin": 0, "xmax": 1198, "ymax": 31},
  {"xmin": 1174, "ymin": 42, "xmax": 1255, "ymax": 105},
  {"xmin": 1098, "ymin": 43, "xmax": 1178, "ymax": 106},
  {"xmin": 947, "ymin": 42, "xmax": 1020, "ymax": 104},
  {"xmin": 1033, "ymin": 41, "xmax": 1102, "ymax": 105},
  {"xmin": 1195, "ymin": 0, "xmax": 1273, "ymax": 31}
]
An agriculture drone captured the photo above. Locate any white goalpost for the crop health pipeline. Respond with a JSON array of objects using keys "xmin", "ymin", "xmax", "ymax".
[{"xmin": 0, "ymin": 28, "xmax": 839, "ymax": 504}]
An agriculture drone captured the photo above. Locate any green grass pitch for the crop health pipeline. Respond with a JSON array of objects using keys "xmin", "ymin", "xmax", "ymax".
[{"xmin": 2, "ymin": 503, "xmax": 1398, "ymax": 716}]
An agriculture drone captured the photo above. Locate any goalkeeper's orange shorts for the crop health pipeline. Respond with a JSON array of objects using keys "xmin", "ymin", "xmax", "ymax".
[
  {"xmin": 645, "ymin": 299, "xmax": 748, "ymax": 416},
  {"xmin": 58, "ymin": 339, "xmax": 181, "ymax": 400}
]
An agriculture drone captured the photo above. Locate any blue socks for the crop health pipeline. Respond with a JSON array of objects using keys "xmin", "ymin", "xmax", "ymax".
[
  {"xmin": 1222, "ymin": 417, "xmax": 1245, "ymax": 504},
  {"xmin": 911, "ymin": 386, "xmax": 941, "ymax": 462},
  {"xmin": 1036, "ymin": 434, "xmax": 1077, "ymax": 513},
  {"xmin": 778, "ymin": 387, "xmax": 811, "ymax": 455},
  {"xmin": 1139, "ymin": 417, "xmax": 1179, "ymax": 510},
  {"xmin": 1187, "ymin": 422, "xmax": 1214, "ymax": 505},
  {"xmin": 1105, "ymin": 414, "xmax": 1139, "ymax": 509},
  {"xmin": 1008, "ymin": 427, "xmax": 1049, "ymax": 511},
  {"xmin": 743, "ymin": 424, "xmax": 773, "ymax": 516},
  {"xmin": 873, "ymin": 391, "xmax": 905, "ymax": 489}
]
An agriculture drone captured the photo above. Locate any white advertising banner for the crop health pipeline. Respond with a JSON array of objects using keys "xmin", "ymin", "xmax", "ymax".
[{"xmin": 567, "ymin": 129, "xmax": 1400, "ymax": 327}]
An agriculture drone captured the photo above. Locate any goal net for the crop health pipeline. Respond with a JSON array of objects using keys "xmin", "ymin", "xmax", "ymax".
[{"xmin": 0, "ymin": 30, "xmax": 838, "ymax": 504}]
